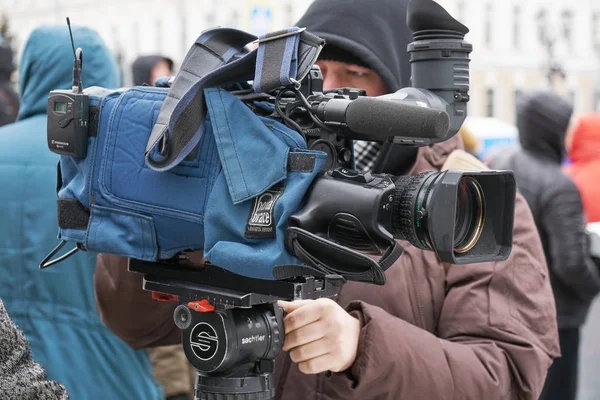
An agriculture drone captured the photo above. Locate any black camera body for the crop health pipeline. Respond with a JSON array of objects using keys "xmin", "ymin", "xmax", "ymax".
[{"xmin": 290, "ymin": 168, "xmax": 515, "ymax": 266}]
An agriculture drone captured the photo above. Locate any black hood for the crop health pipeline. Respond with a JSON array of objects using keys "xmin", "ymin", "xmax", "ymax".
[
  {"xmin": 296, "ymin": 0, "xmax": 413, "ymax": 92},
  {"xmin": 517, "ymin": 91, "xmax": 573, "ymax": 164},
  {"xmin": 132, "ymin": 55, "xmax": 174, "ymax": 86}
]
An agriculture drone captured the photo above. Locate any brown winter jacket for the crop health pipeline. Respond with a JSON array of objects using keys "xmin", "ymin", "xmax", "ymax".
[{"xmin": 94, "ymin": 136, "xmax": 559, "ymax": 400}]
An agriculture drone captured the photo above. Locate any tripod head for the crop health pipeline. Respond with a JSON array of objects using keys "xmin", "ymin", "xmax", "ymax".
[{"xmin": 130, "ymin": 259, "xmax": 341, "ymax": 400}]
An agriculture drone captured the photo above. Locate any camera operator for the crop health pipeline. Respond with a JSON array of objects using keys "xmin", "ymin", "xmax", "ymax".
[{"xmin": 94, "ymin": 0, "xmax": 559, "ymax": 398}]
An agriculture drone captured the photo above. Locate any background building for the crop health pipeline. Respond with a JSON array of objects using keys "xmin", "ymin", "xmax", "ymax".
[
  {"xmin": 1, "ymin": 0, "xmax": 599, "ymax": 125},
  {"xmin": 0, "ymin": 0, "xmax": 311, "ymax": 86},
  {"xmin": 438, "ymin": 0, "xmax": 600, "ymax": 123}
]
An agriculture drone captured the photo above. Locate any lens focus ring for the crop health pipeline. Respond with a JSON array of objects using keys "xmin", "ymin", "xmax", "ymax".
[{"xmin": 391, "ymin": 173, "xmax": 432, "ymax": 249}]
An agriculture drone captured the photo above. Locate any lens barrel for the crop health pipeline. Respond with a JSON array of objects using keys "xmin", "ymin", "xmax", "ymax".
[{"xmin": 391, "ymin": 171, "xmax": 485, "ymax": 254}]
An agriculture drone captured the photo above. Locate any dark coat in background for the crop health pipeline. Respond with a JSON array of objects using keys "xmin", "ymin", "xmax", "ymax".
[{"xmin": 492, "ymin": 91, "xmax": 600, "ymax": 328}]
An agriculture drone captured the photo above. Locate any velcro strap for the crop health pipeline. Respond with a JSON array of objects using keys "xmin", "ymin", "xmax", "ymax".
[
  {"xmin": 57, "ymin": 199, "xmax": 90, "ymax": 230},
  {"xmin": 287, "ymin": 153, "xmax": 319, "ymax": 172},
  {"xmin": 284, "ymin": 227, "xmax": 402, "ymax": 285},
  {"xmin": 253, "ymin": 27, "xmax": 325, "ymax": 93},
  {"xmin": 88, "ymin": 106, "xmax": 99, "ymax": 137}
]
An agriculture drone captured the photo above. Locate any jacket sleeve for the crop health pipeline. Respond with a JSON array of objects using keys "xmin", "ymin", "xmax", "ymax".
[
  {"xmin": 94, "ymin": 254, "xmax": 181, "ymax": 348},
  {"xmin": 327, "ymin": 193, "xmax": 560, "ymax": 400},
  {"xmin": 0, "ymin": 298, "xmax": 70, "ymax": 400},
  {"xmin": 539, "ymin": 180, "xmax": 600, "ymax": 302}
]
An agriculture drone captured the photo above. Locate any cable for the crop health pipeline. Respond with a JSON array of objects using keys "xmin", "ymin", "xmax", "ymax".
[
  {"xmin": 275, "ymin": 89, "xmax": 306, "ymax": 140},
  {"xmin": 291, "ymin": 88, "xmax": 332, "ymax": 132}
]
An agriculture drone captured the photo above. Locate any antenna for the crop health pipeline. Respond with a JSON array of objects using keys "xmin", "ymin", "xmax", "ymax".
[
  {"xmin": 66, "ymin": 17, "xmax": 76, "ymax": 61},
  {"xmin": 65, "ymin": 17, "xmax": 83, "ymax": 93}
]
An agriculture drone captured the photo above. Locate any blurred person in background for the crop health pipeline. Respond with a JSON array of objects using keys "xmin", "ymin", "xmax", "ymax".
[
  {"xmin": 132, "ymin": 55, "xmax": 174, "ymax": 86},
  {"xmin": 0, "ymin": 25, "xmax": 163, "ymax": 400},
  {"xmin": 0, "ymin": 44, "xmax": 19, "ymax": 126},
  {"xmin": 565, "ymin": 113, "xmax": 600, "ymax": 223},
  {"xmin": 491, "ymin": 91, "xmax": 600, "ymax": 400},
  {"xmin": 94, "ymin": 0, "xmax": 559, "ymax": 399}
]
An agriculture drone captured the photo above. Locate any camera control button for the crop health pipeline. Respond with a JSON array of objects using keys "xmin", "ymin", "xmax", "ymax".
[
  {"xmin": 331, "ymin": 168, "xmax": 373, "ymax": 183},
  {"xmin": 58, "ymin": 117, "xmax": 72, "ymax": 128}
]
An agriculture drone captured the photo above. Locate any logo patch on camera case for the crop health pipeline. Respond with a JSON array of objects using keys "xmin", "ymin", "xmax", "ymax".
[{"xmin": 245, "ymin": 183, "xmax": 285, "ymax": 239}]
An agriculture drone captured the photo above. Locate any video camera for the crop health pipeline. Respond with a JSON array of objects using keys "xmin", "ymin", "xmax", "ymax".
[{"xmin": 43, "ymin": 1, "xmax": 515, "ymax": 399}]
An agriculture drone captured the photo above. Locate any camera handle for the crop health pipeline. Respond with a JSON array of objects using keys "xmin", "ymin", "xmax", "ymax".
[{"xmin": 283, "ymin": 227, "xmax": 403, "ymax": 285}]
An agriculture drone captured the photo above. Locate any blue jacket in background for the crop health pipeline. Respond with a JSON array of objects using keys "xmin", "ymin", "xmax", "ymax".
[{"xmin": 0, "ymin": 26, "xmax": 163, "ymax": 400}]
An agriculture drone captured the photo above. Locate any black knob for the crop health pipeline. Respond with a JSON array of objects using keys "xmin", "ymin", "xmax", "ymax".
[{"xmin": 174, "ymin": 304, "xmax": 193, "ymax": 330}]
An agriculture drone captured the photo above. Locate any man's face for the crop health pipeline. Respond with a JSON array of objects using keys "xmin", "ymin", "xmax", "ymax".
[
  {"xmin": 315, "ymin": 60, "xmax": 388, "ymax": 96},
  {"xmin": 150, "ymin": 60, "xmax": 173, "ymax": 87}
]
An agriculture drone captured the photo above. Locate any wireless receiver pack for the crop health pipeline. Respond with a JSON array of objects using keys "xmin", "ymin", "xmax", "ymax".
[{"xmin": 47, "ymin": 17, "xmax": 89, "ymax": 158}]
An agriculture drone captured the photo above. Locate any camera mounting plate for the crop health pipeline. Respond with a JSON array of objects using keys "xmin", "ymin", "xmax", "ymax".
[{"xmin": 129, "ymin": 259, "xmax": 341, "ymax": 309}]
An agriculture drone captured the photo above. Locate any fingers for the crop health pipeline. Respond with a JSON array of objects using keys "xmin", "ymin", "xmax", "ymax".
[
  {"xmin": 280, "ymin": 300, "xmax": 324, "ymax": 334},
  {"xmin": 288, "ymin": 338, "xmax": 330, "ymax": 363},
  {"xmin": 297, "ymin": 353, "xmax": 334, "ymax": 375},
  {"xmin": 277, "ymin": 300, "xmax": 312, "ymax": 313},
  {"xmin": 282, "ymin": 319, "xmax": 326, "ymax": 351},
  {"xmin": 279, "ymin": 298, "xmax": 361, "ymax": 375}
]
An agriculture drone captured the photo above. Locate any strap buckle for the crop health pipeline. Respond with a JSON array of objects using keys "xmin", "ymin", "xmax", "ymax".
[{"xmin": 251, "ymin": 27, "xmax": 307, "ymax": 44}]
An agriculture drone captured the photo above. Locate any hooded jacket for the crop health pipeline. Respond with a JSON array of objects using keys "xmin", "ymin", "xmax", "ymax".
[
  {"xmin": 0, "ymin": 26, "xmax": 162, "ymax": 399},
  {"xmin": 565, "ymin": 113, "xmax": 600, "ymax": 223},
  {"xmin": 297, "ymin": 0, "xmax": 412, "ymax": 93},
  {"xmin": 299, "ymin": 0, "xmax": 420, "ymax": 174},
  {"xmin": 493, "ymin": 91, "xmax": 600, "ymax": 329},
  {"xmin": 94, "ymin": 7, "xmax": 558, "ymax": 398}
]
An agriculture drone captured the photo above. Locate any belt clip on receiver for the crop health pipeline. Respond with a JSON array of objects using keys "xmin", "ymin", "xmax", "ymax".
[{"xmin": 47, "ymin": 17, "xmax": 89, "ymax": 158}]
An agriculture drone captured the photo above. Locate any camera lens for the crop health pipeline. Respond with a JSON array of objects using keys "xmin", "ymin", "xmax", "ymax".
[
  {"xmin": 391, "ymin": 172, "xmax": 485, "ymax": 254},
  {"xmin": 453, "ymin": 177, "xmax": 485, "ymax": 253}
]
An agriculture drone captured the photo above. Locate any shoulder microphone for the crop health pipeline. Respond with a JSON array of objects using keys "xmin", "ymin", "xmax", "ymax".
[{"xmin": 315, "ymin": 93, "xmax": 450, "ymax": 144}]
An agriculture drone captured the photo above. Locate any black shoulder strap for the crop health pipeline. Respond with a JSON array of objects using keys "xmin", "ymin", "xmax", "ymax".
[
  {"xmin": 145, "ymin": 27, "xmax": 324, "ymax": 172},
  {"xmin": 145, "ymin": 28, "xmax": 256, "ymax": 171}
]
